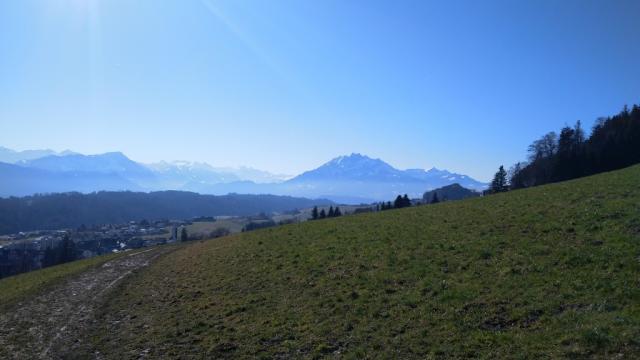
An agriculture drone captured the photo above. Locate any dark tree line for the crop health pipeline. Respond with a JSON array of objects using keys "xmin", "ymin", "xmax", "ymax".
[
  {"xmin": 0, "ymin": 191, "xmax": 332, "ymax": 235},
  {"xmin": 59, "ymin": 235, "xmax": 77, "ymax": 263},
  {"xmin": 491, "ymin": 104, "xmax": 640, "ymax": 192},
  {"xmin": 42, "ymin": 234, "xmax": 78, "ymax": 267},
  {"xmin": 378, "ymin": 194, "xmax": 412, "ymax": 210},
  {"xmin": 311, "ymin": 206, "xmax": 342, "ymax": 220},
  {"xmin": 394, "ymin": 194, "xmax": 412, "ymax": 208}
]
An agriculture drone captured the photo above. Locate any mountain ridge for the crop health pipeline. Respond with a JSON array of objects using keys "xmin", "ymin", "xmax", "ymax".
[{"xmin": 0, "ymin": 148, "xmax": 487, "ymax": 202}]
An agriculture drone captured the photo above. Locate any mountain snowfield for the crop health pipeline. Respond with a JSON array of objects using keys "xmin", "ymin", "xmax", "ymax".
[
  {"xmin": 283, "ymin": 153, "xmax": 487, "ymax": 202},
  {"xmin": 0, "ymin": 148, "xmax": 487, "ymax": 202}
]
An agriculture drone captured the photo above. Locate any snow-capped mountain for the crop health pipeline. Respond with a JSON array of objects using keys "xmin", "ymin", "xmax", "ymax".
[
  {"xmin": 146, "ymin": 161, "xmax": 241, "ymax": 188},
  {"xmin": 0, "ymin": 148, "xmax": 289, "ymax": 196},
  {"xmin": 145, "ymin": 161, "xmax": 290, "ymax": 190},
  {"xmin": 205, "ymin": 154, "xmax": 487, "ymax": 203},
  {"xmin": 287, "ymin": 153, "xmax": 487, "ymax": 193},
  {"xmin": 0, "ymin": 148, "xmax": 487, "ymax": 203},
  {"xmin": 290, "ymin": 153, "xmax": 402, "ymax": 182},
  {"xmin": 210, "ymin": 166, "xmax": 291, "ymax": 184},
  {"xmin": 402, "ymin": 167, "xmax": 488, "ymax": 191}
]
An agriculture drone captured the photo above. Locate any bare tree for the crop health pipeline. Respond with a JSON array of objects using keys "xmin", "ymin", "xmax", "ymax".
[{"xmin": 527, "ymin": 132, "xmax": 558, "ymax": 162}]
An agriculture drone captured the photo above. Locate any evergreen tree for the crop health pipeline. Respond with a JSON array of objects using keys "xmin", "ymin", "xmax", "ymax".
[
  {"xmin": 508, "ymin": 162, "xmax": 525, "ymax": 189},
  {"xmin": 334, "ymin": 207, "xmax": 342, "ymax": 217},
  {"xmin": 574, "ymin": 120, "xmax": 585, "ymax": 145},
  {"xmin": 402, "ymin": 194, "xmax": 411, "ymax": 207},
  {"xmin": 311, "ymin": 206, "xmax": 319, "ymax": 220},
  {"xmin": 555, "ymin": 125, "xmax": 579, "ymax": 181},
  {"xmin": 328, "ymin": 206, "xmax": 335, "ymax": 218},
  {"xmin": 386, "ymin": 201, "xmax": 392, "ymax": 210},
  {"xmin": 394, "ymin": 195, "xmax": 403, "ymax": 209},
  {"xmin": 181, "ymin": 227, "xmax": 189, "ymax": 242},
  {"xmin": 557, "ymin": 126, "xmax": 576, "ymax": 155},
  {"xmin": 431, "ymin": 192, "xmax": 440, "ymax": 204},
  {"xmin": 319, "ymin": 209, "xmax": 327, "ymax": 219},
  {"xmin": 490, "ymin": 165, "xmax": 509, "ymax": 193}
]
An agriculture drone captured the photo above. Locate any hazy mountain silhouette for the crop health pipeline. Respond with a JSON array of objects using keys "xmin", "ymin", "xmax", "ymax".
[
  {"xmin": 0, "ymin": 162, "xmax": 142, "ymax": 197},
  {"xmin": 0, "ymin": 149, "xmax": 487, "ymax": 203},
  {"xmin": 0, "ymin": 146, "xmax": 77, "ymax": 164},
  {"xmin": 209, "ymin": 154, "xmax": 488, "ymax": 203}
]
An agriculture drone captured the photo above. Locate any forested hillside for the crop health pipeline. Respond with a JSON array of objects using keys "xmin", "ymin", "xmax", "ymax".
[
  {"xmin": 0, "ymin": 191, "xmax": 331, "ymax": 234},
  {"xmin": 510, "ymin": 104, "xmax": 640, "ymax": 188},
  {"xmin": 422, "ymin": 183, "xmax": 480, "ymax": 203}
]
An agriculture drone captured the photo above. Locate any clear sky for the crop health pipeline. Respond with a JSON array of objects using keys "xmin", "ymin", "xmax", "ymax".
[{"xmin": 1, "ymin": 0, "xmax": 639, "ymax": 181}]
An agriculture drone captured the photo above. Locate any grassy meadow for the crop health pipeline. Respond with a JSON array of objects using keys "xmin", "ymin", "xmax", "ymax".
[{"xmin": 78, "ymin": 166, "xmax": 640, "ymax": 357}]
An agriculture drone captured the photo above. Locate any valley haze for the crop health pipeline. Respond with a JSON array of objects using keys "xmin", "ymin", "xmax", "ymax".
[{"xmin": 0, "ymin": 147, "xmax": 487, "ymax": 203}]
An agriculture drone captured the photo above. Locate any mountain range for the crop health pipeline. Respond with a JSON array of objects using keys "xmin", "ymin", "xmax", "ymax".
[
  {"xmin": 0, "ymin": 148, "xmax": 487, "ymax": 203},
  {"xmin": 0, "ymin": 146, "xmax": 78, "ymax": 163}
]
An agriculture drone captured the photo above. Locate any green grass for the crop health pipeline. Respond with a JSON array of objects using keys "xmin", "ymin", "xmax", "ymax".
[
  {"xmin": 187, "ymin": 219, "xmax": 247, "ymax": 235},
  {"xmin": 89, "ymin": 166, "xmax": 640, "ymax": 358},
  {"xmin": 141, "ymin": 219, "xmax": 249, "ymax": 241},
  {"xmin": 0, "ymin": 252, "xmax": 123, "ymax": 312}
]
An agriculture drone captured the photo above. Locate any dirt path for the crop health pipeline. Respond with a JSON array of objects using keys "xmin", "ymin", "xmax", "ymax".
[{"xmin": 0, "ymin": 247, "xmax": 174, "ymax": 359}]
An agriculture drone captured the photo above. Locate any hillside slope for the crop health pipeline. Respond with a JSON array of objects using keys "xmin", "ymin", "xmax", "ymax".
[
  {"xmin": 62, "ymin": 167, "xmax": 640, "ymax": 356},
  {"xmin": 0, "ymin": 247, "xmax": 174, "ymax": 359},
  {"xmin": 0, "ymin": 191, "xmax": 332, "ymax": 234}
]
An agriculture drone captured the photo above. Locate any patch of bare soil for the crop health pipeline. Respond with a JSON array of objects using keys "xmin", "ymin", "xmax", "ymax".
[{"xmin": 0, "ymin": 247, "xmax": 173, "ymax": 359}]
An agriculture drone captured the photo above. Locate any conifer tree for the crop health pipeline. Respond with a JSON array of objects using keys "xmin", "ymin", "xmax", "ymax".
[
  {"xmin": 334, "ymin": 207, "xmax": 342, "ymax": 217},
  {"xmin": 574, "ymin": 120, "xmax": 585, "ymax": 145},
  {"xmin": 328, "ymin": 206, "xmax": 335, "ymax": 217},
  {"xmin": 490, "ymin": 165, "xmax": 509, "ymax": 193},
  {"xmin": 181, "ymin": 227, "xmax": 189, "ymax": 242},
  {"xmin": 319, "ymin": 209, "xmax": 327, "ymax": 219},
  {"xmin": 402, "ymin": 194, "xmax": 411, "ymax": 207},
  {"xmin": 312, "ymin": 206, "xmax": 319, "ymax": 220}
]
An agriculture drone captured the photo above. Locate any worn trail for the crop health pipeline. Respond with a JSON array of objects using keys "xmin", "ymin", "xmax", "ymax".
[{"xmin": 0, "ymin": 247, "xmax": 173, "ymax": 359}]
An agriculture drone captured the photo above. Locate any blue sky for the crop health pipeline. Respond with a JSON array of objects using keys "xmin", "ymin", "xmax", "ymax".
[{"xmin": 1, "ymin": 0, "xmax": 639, "ymax": 181}]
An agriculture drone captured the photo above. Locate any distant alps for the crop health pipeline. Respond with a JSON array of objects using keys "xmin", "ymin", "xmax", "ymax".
[{"xmin": 0, "ymin": 148, "xmax": 487, "ymax": 203}]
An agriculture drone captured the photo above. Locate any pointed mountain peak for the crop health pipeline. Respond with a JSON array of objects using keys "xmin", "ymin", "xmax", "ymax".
[
  {"xmin": 329, "ymin": 153, "xmax": 372, "ymax": 164},
  {"xmin": 426, "ymin": 167, "xmax": 451, "ymax": 175},
  {"xmin": 291, "ymin": 153, "xmax": 400, "ymax": 182}
]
